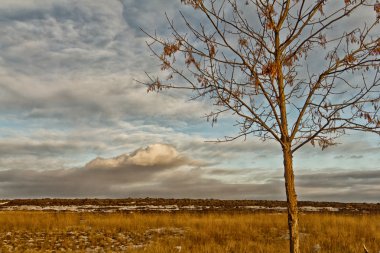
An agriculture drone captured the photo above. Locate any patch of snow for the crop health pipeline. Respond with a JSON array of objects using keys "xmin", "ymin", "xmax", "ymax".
[
  {"xmin": 242, "ymin": 206, "xmax": 287, "ymax": 211},
  {"xmin": 182, "ymin": 205, "xmax": 203, "ymax": 210},
  {"xmin": 300, "ymin": 206, "xmax": 319, "ymax": 212},
  {"xmin": 242, "ymin": 206, "xmax": 266, "ymax": 210},
  {"xmin": 323, "ymin": 207, "xmax": 339, "ymax": 212},
  {"xmin": 300, "ymin": 206, "xmax": 339, "ymax": 212},
  {"xmin": 0, "ymin": 203, "xmax": 341, "ymax": 213},
  {"xmin": 119, "ymin": 205, "xmax": 180, "ymax": 211},
  {"xmin": 145, "ymin": 227, "xmax": 186, "ymax": 236}
]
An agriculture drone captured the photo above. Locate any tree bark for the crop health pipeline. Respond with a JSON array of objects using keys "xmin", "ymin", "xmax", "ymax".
[{"xmin": 283, "ymin": 145, "xmax": 300, "ymax": 253}]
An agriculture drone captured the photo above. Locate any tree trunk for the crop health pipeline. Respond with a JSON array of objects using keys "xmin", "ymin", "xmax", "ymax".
[{"xmin": 283, "ymin": 145, "xmax": 300, "ymax": 253}]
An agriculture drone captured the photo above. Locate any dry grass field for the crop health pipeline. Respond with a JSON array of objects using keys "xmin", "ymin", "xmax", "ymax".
[{"xmin": 0, "ymin": 211, "xmax": 379, "ymax": 253}]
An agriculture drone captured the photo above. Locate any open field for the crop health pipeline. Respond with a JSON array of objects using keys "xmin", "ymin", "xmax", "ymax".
[{"xmin": 0, "ymin": 210, "xmax": 380, "ymax": 253}]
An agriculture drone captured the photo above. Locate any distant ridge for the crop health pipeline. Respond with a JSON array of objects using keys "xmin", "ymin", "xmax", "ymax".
[{"xmin": 1, "ymin": 198, "xmax": 379, "ymax": 213}]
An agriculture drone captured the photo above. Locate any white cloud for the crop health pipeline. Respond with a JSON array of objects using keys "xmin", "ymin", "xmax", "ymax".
[
  {"xmin": 128, "ymin": 144, "xmax": 180, "ymax": 166},
  {"xmin": 85, "ymin": 144, "xmax": 182, "ymax": 168},
  {"xmin": 85, "ymin": 155, "xmax": 129, "ymax": 169}
]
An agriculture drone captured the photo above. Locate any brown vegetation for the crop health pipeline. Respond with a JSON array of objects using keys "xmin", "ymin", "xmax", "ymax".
[{"xmin": 0, "ymin": 211, "xmax": 379, "ymax": 252}]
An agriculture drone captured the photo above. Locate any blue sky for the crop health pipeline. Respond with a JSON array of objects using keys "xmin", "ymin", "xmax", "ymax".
[{"xmin": 0, "ymin": 0, "xmax": 379, "ymax": 202}]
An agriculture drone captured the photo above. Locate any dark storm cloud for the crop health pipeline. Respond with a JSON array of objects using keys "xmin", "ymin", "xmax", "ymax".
[
  {"xmin": 0, "ymin": 143, "xmax": 378, "ymax": 202},
  {"xmin": 0, "ymin": 166, "xmax": 284, "ymax": 200},
  {"xmin": 0, "ymin": 144, "xmax": 194, "ymax": 198},
  {"xmin": 296, "ymin": 169, "xmax": 380, "ymax": 202},
  {"xmin": 297, "ymin": 170, "xmax": 380, "ymax": 187},
  {"xmin": 125, "ymin": 168, "xmax": 284, "ymax": 200},
  {"xmin": 0, "ymin": 143, "xmax": 261, "ymax": 198}
]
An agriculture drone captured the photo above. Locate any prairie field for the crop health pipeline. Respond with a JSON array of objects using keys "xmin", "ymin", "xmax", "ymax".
[{"xmin": 0, "ymin": 211, "xmax": 379, "ymax": 253}]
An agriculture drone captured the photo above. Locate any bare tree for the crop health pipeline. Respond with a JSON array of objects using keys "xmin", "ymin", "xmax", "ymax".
[{"xmin": 142, "ymin": 1, "xmax": 380, "ymax": 252}]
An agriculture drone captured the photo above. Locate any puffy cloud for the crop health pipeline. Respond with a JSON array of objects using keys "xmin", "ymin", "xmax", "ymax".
[
  {"xmin": 85, "ymin": 155, "xmax": 129, "ymax": 169},
  {"xmin": 85, "ymin": 144, "xmax": 184, "ymax": 168},
  {"xmin": 128, "ymin": 144, "xmax": 180, "ymax": 166}
]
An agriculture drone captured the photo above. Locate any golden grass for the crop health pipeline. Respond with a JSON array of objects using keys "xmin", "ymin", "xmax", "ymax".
[{"xmin": 0, "ymin": 211, "xmax": 379, "ymax": 252}]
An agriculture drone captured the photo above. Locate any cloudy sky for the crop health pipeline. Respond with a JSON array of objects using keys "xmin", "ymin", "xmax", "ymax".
[{"xmin": 0, "ymin": 0, "xmax": 379, "ymax": 202}]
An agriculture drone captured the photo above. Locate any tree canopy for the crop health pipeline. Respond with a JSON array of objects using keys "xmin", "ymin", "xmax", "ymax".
[{"xmin": 145, "ymin": 0, "xmax": 380, "ymax": 150}]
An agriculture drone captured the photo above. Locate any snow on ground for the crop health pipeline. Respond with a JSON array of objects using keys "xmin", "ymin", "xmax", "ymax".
[
  {"xmin": 0, "ymin": 205, "xmax": 181, "ymax": 212},
  {"xmin": 300, "ymin": 206, "xmax": 339, "ymax": 212},
  {"xmin": 0, "ymin": 204, "xmax": 341, "ymax": 212},
  {"xmin": 242, "ymin": 206, "xmax": 288, "ymax": 211}
]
